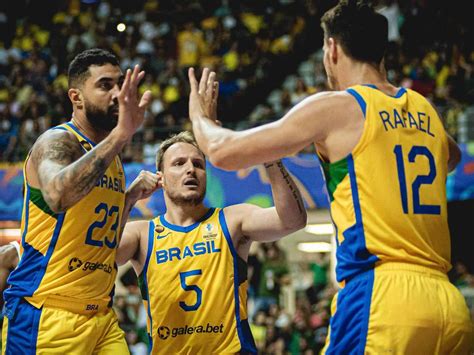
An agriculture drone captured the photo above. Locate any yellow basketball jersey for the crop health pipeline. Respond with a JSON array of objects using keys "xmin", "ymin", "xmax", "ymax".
[
  {"xmin": 321, "ymin": 85, "xmax": 451, "ymax": 282},
  {"xmin": 140, "ymin": 208, "xmax": 257, "ymax": 354},
  {"xmin": 4, "ymin": 121, "xmax": 125, "ymax": 311}
]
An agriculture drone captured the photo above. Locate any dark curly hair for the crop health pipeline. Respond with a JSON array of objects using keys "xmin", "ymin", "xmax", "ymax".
[
  {"xmin": 321, "ymin": 0, "xmax": 388, "ymax": 66},
  {"xmin": 68, "ymin": 48, "xmax": 119, "ymax": 88}
]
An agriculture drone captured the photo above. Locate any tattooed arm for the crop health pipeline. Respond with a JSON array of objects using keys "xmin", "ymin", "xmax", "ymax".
[
  {"xmin": 29, "ymin": 129, "xmax": 130, "ymax": 213},
  {"xmin": 222, "ymin": 160, "xmax": 307, "ymax": 259}
]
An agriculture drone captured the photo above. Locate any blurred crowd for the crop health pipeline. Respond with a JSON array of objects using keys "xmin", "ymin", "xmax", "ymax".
[
  {"xmin": 246, "ymin": 243, "xmax": 336, "ymax": 354},
  {"xmin": 0, "ymin": 0, "xmax": 319, "ymax": 162},
  {"xmin": 0, "ymin": 0, "xmax": 473, "ymax": 163},
  {"xmin": 246, "ymin": 0, "xmax": 474, "ymax": 142}
]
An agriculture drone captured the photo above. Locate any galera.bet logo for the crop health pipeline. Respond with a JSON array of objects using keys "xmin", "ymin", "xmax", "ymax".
[
  {"xmin": 68, "ymin": 257, "xmax": 83, "ymax": 271},
  {"xmin": 158, "ymin": 326, "xmax": 170, "ymax": 340}
]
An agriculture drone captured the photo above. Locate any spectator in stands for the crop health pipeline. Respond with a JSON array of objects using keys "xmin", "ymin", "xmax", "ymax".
[{"xmin": 254, "ymin": 243, "xmax": 290, "ymax": 315}]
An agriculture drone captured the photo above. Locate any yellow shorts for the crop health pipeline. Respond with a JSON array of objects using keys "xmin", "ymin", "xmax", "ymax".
[
  {"xmin": 323, "ymin": 263, "xmax": 474, "ymax": 354},
  {"xmin": 2, "ymin": 298, "xmax": 128, "ymax": 354}
]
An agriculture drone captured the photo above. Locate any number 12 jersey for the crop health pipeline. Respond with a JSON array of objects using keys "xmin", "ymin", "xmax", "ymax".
[{"xmin": 321, "ymin": 85, "xmax": 451, "ymax": 283}]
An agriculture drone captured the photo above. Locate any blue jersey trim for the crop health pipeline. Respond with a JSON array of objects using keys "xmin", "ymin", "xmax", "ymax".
[
  {"xmin": 394, "ymin": 87, "xmax": 407, "ymax": 98},
  {"xmin": 33, "ymin": 212, "xmax": 65, "ymax": 294},
  {"xmin": 50, "ymin": 126, "xmax": 68, "ymax": 131},
  {"xmin": 361, "ymin": 84, "xmax": 407, "ymax": 98},
  {"xmin": 358, "ymin": 270, "xmax": 374, "ymax": 353},
  {"xmin": 325, "ymin": 269, "xmax": 374, "ymax": 354},
  {"xmin": 143, "ymin": 220, "xmax": 155, "ymax": 351},
  {"xmin": 346, "ymin": 88, "xmax": 367, "ymax": 117},
  {"xmin": 160, "ymin": 208, "xmax": 215, "ymax": 233},
  {"xmin": 4, "ymin": 198, "xmax": 65, "ymax": 306},
  {"xmin": 66, "ymin": 122, "xmax": 96, "ymax": 147},
  {"xmin": 335, "ymin": 155, "xmax": 378, "ymax": 282},
  {"xmin": 5, "ymin": 299, "xmax": 42, "ymax": 354},
  {"xmin": 349, "ymin": 155, "xmax": 363, "ymax": 237},
  {"xmin": 219, "ymin": 209, "xmax": 257, "ymax": 354},
  {"xmin": 20, "ymin": 185, "xmax": 30, "ymax": 248}
]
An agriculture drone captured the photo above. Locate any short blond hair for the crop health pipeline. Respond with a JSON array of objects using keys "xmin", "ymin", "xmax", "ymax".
[{"xmin": 156, "ymin": 131, "xmax": 204, "ymax": 171}]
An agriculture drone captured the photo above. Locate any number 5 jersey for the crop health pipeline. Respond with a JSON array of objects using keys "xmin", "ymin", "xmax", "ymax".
[{"xmin": 139, "ymin": 208, "xmax": 257, "ymax": 354}]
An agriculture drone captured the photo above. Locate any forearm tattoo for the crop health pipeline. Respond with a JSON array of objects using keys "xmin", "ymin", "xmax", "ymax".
[
  {"xmin": 33, "ymin": 132, "xmax": 119, "ymax": 211},
  {"xmin": 276, "ymin": 161, "xmax": 305, "ymax": 214}
]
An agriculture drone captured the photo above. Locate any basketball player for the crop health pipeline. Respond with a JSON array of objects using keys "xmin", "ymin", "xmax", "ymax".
[
  {"xmin": 116, "ymin": 131, "xmax": 307, "ymax": 354},
  {"xmin": 187, "ymin": 1, "xmax": 473, "ymax": 353},
  {"xmin": 1, "ymin": 48, "xmax": 155, "ymax": 354}
]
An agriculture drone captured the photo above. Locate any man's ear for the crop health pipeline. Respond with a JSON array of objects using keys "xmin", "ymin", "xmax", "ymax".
[
  {"xmin": 68, "ymin": 88, "xmax": 83, "ymax": 109},
  {"xmin": 157, "ymin": 171, "xmax": 165, "ymax": 189},
  {"xmin": 328, "ymin": 37, "xmax": 338, "ymax": 64}
]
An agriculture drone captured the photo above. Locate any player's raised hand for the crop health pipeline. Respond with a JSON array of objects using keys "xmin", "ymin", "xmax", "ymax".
[
  {"xmin": 115, "ymin": 65, "xmax": 152, "ymax": 140},
  {"xmin": 126, "ymin": 170, "xmax": 162, "ymax": 202},
  {"xmin": 188, "ymin": 67, "xmax": 220, "ymax": 124}
]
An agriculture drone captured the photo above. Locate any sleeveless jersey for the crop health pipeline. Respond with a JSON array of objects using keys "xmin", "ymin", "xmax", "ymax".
[
  {"xmin": 4, "ymin": 121, "xmax": 125, "ymax": 309},
  {"xmin": 321, "ymin": 85, "xmax": 451, "ymax": 283},
  {"xmin": 139, "ymin": 208, "xmax": 257, "ymax": 354}
]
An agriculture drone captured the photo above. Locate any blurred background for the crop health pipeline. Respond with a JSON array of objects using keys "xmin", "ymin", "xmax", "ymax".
[{"xmin": 0, "ymin": 0, "xmax": 473, "ymax": 354}]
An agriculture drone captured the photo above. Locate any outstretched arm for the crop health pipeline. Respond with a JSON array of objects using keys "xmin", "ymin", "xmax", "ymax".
[
  {"xmin": 0, "ymin": 243, "xmax": 19, "ymax": 306},
  {"xmin": 224, "ymin": 160, "xmax": 307, "ymax": 251},
  {"xmin": 188, "ymin": 68, "xmax": 339, "ymax": 170},
  {"xmin": 30, "ymin": 66, "xmax": 152, "ymax": 213}
]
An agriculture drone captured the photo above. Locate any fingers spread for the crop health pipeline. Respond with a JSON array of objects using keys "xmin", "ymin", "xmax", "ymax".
[
  {"xmin": 137, "ymin": 71, "xmax": 146, "ymax": 85},
  {"xmin": 139, "ymin": 90, "xmax": 153, "ymax": 110},
  {"xmin": 199, "ymin": 68, "xmax": 210, "ymax": 94},
  {"xmin": 119, "ymin": 69, "xmax": 131, "ymax": 99},
  {"xmin": 212, "ymin": 82, "xmax": 219, "ymax": 101},
  {"xmin": 131, "ymin": 64, "xmax": 140, "ymax": 84},
  {"xmin": 205, "ymin": 71, "xmax": 216, "ymax": 98},
  {"xmin": 188, "ymin": 67, "xmax": 199, "ymax": 93}
]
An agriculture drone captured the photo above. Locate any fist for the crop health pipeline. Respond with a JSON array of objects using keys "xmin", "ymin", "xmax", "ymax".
[{"xmin": 127, "ymin": 170, "xmax": 162, "ymax": 202}]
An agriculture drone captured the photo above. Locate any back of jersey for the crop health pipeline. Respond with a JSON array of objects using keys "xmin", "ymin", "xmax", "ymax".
[{"xmin": 321, "ymin": 85, "xmax": 451, "ymax": 282}]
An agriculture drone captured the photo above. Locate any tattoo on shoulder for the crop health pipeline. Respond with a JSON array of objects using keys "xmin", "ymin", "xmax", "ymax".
[{"xmin": 32, "ymin": 131, "xmax": 83, "ymax": 167}]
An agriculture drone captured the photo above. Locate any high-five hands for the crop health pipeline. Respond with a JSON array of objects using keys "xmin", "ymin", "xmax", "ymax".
[
  {"xmin": 188, "ymin": 67, "xmax": 220, "ymax": 125},
  {"xmin": 115, "ymin": 65, "xmax": 153, "ymax": 140}
]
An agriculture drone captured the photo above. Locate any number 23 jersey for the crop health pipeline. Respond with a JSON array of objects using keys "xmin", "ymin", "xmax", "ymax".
[
  {"xmin": 5, "ymin": 121, "xmax": 125, "ymax": 308},
  {"xmin": 139, "ymin": 208, "xmax": 257, "ymax": 354}
]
